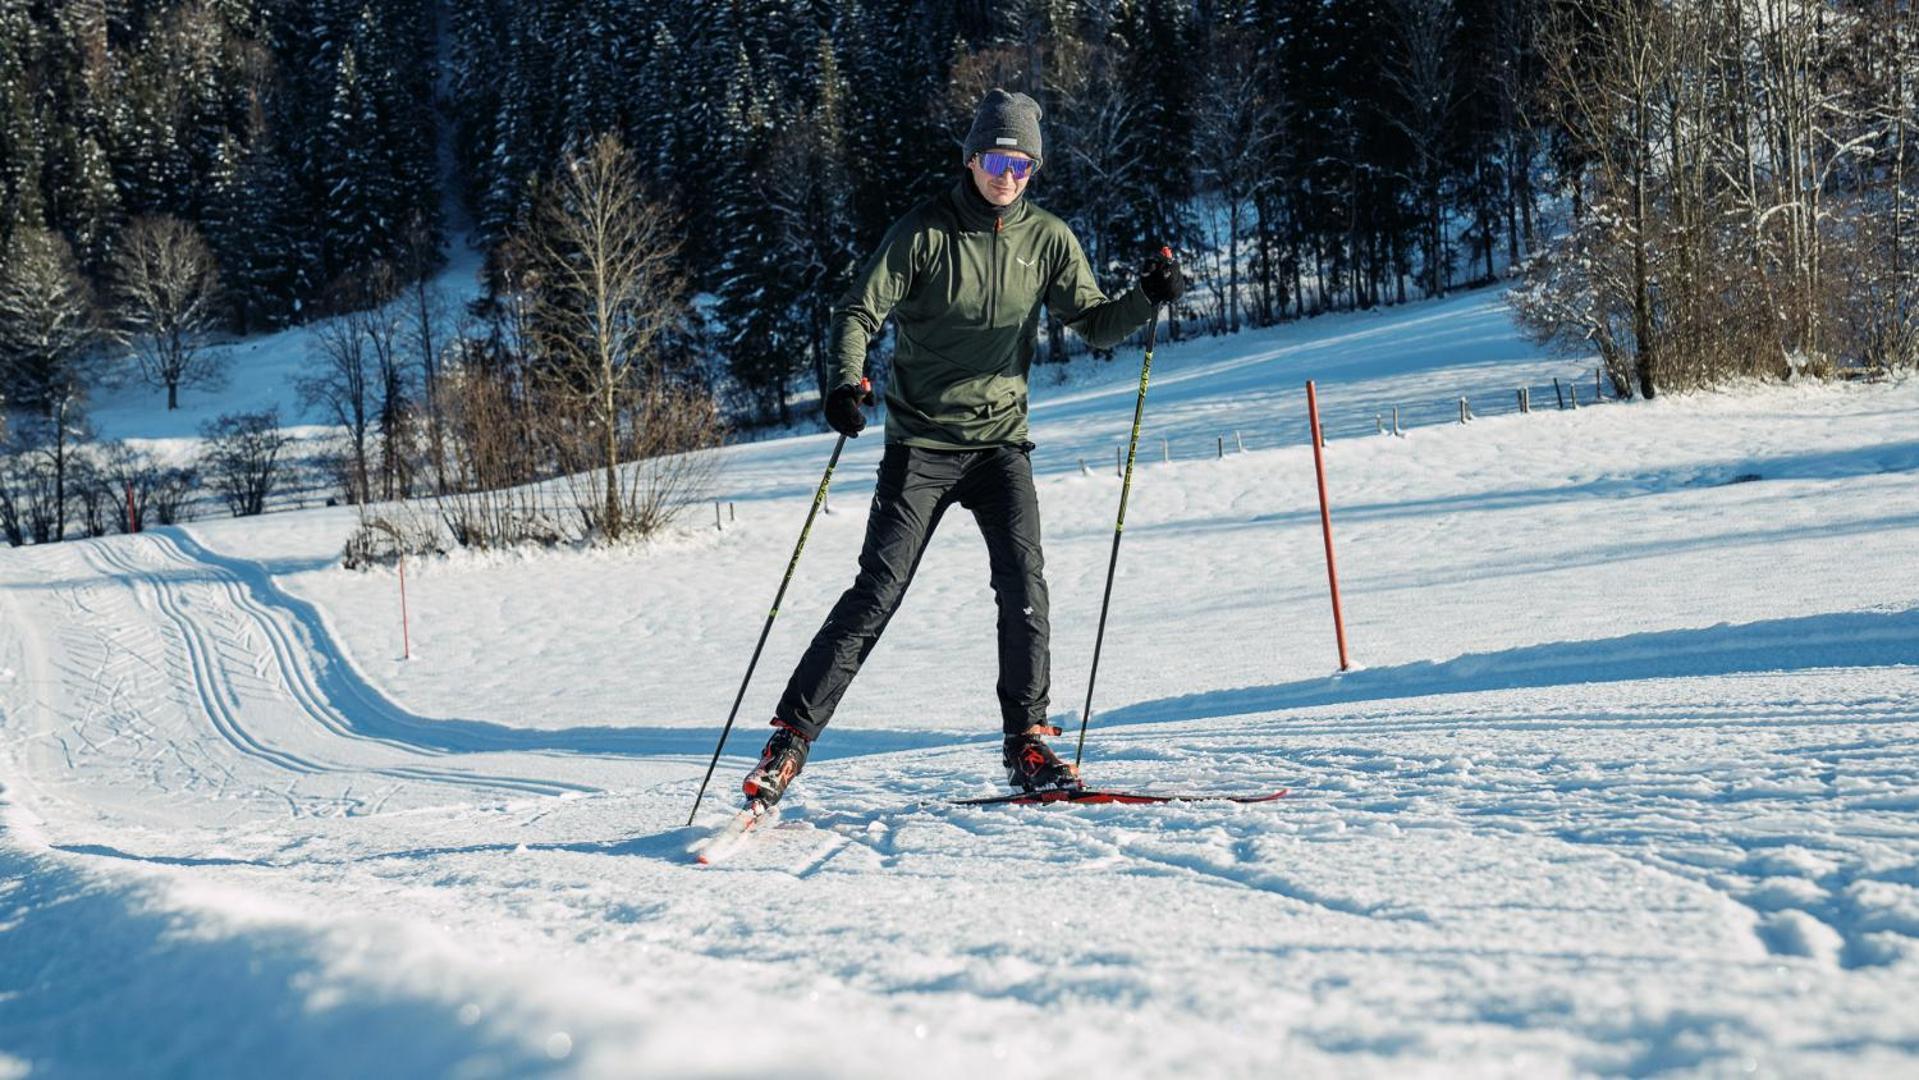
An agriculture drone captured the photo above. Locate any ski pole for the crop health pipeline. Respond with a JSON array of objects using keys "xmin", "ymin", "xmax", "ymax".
[
  {"xmin": 1076, "ymin": 254, "xmax": 1169, "ymax": 769},
  {"xmin": 688, "ymin": 379, "xmax": 870, "ymax": 825}
]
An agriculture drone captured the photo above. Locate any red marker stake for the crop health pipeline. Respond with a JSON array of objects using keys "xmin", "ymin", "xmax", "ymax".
[
  {"xmin": 398, "ymin": 556, "xmax": 412, "ymax": 661},
  {"xmin": 1305, "ymin": 380, "xmax": 1351, "ymax": 671}
]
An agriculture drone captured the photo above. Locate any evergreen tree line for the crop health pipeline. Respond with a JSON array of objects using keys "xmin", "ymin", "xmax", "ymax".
[
  {"xmin": 450, "ymin": 0, "xmax": 1553, "ymax": 422},
  {"xmin": 4, "ymin": 0, "xmax": 1914, "ymax": 455},
  {"xmin": 0, "ymin": 0, "xmax": 1558, "ymax": 424},
  {"xmin": 0, "ymin": 0, "xmax": 439, "ymax": 412}
]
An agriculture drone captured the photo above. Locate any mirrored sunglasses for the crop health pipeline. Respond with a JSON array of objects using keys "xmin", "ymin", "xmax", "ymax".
[{"xmin": 977, "ymin": 152, "xmax": 1038, "ymax": 180}]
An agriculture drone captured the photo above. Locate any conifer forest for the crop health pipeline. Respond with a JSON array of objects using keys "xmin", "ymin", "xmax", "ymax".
[{"xmin": 1, "ymin": 0, "xmax": 1915, "ymax": 540}]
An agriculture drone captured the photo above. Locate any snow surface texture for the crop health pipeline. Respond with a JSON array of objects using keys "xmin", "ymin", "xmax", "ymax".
[{"xmin": 4, "ymin": 288, "xmax": 1919, "ymax": 1077}]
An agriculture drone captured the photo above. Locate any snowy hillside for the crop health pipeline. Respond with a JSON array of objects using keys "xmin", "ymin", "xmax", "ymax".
[{"xmin": 4, "ymin": 289, "xmax": 1918, "ymax": 1077}]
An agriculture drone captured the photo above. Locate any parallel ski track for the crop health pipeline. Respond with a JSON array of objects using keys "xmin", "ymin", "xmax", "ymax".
[{"xmin": 76, "ymin": 534, "xmax": 592, "ymax": 800}]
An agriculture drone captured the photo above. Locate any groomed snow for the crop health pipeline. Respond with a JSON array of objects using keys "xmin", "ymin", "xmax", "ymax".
[{"xmin": 4, "ymin": 287, "xmax": 1917, "ymax": 1077}]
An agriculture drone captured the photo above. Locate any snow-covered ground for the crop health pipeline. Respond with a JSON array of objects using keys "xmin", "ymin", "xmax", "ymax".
[{"xmin": 4, "ymin": 288, "xmax": 1918, "ymax": 1077}]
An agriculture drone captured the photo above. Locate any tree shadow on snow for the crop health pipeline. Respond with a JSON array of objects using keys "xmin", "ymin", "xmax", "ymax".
[{"xmin": 1097, "ymin": 606, "xmax": 1919, "ymax": 729}]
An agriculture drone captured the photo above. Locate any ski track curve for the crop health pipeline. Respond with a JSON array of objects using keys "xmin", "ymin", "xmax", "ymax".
[{"xmin": 71, "ymin": 531, "xmax": 595, "ymax": 803}]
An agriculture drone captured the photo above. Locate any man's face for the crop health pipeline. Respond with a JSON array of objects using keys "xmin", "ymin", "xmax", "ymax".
[{"xmin": 968, "ymin": 150, "xmax": 1035, "ymax": 208}]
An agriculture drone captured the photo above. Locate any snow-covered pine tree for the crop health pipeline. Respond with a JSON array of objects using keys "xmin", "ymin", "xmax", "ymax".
[
  {"xmin": 0, "ymin": 225, "xmax": 99, "ymax": 413},
  {"xmin": 765, "ymin": 31, "xmax": 859, "ymax": 402},
  {"xmin": 0, "ymin": 2, "xmax": 48, "ymax": 251},
  {"xmin": 711, "ymin": 44, "xmax": 800, "ymax": 422}
]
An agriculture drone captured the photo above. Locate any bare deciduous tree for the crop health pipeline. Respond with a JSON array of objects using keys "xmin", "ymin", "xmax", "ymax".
[
  {"xmin": 0, "ymin": 390, "xmax": 89, "ymax": 544},
  {"xmin": 301, "ymin": 268, "xmax": 411, "ymax": 504},
  {"xmin": 513, "ymin": 134, "xmax": 720, "ymax": 543},
  {"xmin": 199, "ymin": 408, "xmax": 291, "ymax": 517},
  {"xmin": 111, "ymin": 215, "xmax": 224, "ymax": 410}
]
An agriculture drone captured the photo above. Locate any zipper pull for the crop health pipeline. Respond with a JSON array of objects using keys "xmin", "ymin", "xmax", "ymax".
[{"xmin": 995, "ymin": 215, "xmax": 1003, "ymax": 234}]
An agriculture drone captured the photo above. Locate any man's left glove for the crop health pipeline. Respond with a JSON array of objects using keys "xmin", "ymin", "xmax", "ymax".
[
  {"xmin": 1140, "ymin": 249, "xmax": 1184, "ymax": 306},
  {"xmin": 825, "ymin": 381, "xmax": 872, "ymax": 438}
]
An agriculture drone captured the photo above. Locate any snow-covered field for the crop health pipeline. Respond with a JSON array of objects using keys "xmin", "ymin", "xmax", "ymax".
[{"xmin": 4, "ymin": 288, "xmax": 1918, "ymax": 1077}]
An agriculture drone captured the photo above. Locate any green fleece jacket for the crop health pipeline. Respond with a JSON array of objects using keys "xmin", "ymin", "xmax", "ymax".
[{"xmin": 829, "ymin": 177, "xmax": 1156, "ymax": 449}]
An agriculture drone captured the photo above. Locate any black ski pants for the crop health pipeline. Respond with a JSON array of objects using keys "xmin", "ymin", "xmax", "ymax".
[{"xmin": 776, "ymin": 441, "xmax": 1051, "ymax": 740}]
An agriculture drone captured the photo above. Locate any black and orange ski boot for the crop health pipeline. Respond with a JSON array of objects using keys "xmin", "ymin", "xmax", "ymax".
[
  {"xmin": 743, "ymin": 722, "xmax": 811, "ymax": 806},
  {"xmin": 1003, "ymin": 726, "xmax": 1082, "ymax": 793}
]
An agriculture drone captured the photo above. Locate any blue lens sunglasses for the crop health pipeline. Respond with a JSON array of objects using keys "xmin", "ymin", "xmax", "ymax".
[{"xmin": 977, "ymin": 151, "xmax": 1039, "ymax": 180}]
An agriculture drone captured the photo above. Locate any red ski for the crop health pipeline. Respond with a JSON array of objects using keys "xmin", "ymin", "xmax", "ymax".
[{"xmin": 954, "ymin": 788, "xmax": 1289, "ymax": 807}]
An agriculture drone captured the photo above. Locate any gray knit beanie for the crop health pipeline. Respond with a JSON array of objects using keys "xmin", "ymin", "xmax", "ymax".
[{"xmin": 963, "ymin": 88, "xmax": 1043, "ymax": 165}]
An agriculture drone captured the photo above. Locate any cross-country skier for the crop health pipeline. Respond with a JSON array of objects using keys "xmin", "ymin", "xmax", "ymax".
[{"xmin": 743, "ymin": 87, "xmax": 1185, "ymax": 806}]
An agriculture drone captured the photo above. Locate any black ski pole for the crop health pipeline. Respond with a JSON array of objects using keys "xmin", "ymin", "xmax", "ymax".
[
  {"xmin": 1076, "ymin": 254, "xmax": 1169, "ymax": 769},
  {"xmin": 688, "ymin": 378, "xmax": 870, "ymax": 825}
]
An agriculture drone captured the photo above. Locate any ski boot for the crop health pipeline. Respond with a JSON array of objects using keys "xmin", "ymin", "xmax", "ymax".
[
  {"xmin": 742, "ymin": 722, "xmax": 811, "ymax": 806},
  {"xmin": 1003, "ymin": 725, "xmax": 1082, "ymax": 793}
]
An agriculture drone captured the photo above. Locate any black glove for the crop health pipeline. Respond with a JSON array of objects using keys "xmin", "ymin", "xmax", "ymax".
[
  {"xmin": 1140, "ymin": 249, "xmax": 1184, "ymax": 306},
  {"xmin": 825, "ymin": 382, "xmax": 870, "ymax": 438}
]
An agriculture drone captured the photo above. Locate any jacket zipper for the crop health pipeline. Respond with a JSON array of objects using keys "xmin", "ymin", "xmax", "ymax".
[{"xmin": 990, "ymin": 214, "xmax": 1002, "ymax": 328}]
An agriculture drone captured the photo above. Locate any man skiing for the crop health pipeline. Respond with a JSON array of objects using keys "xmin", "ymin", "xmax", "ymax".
[{"xmin": 743, "ymin": 88, "xmax": 1184, "ymax": 806}]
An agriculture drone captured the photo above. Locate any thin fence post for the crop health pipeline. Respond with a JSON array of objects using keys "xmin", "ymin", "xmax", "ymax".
[
  {"xmin": 1080, "ymin": 457, "xmax": 1090, "ymax": 476},
  {"xmin": 1376, "ymin": 413, "xmax": 1384, "ymax": 435},
  {"xmin": 1393, "ymin": 406, "xmax": 1402, "ymax": 436},
  {"xmin": 1518, "ymin": 388, "xmax": 1529, "ymax": 414},
  {"xmin": 1217, "ymin": 436, "xmax": 1224, "ymax": 459},
  {"xmin": 730, "ymin": 502, "xmax": 736, "ymax": 522},
  {"xmin": 1162, "ymin": 436, "xmax": 1170, "ymax": 463},
  {"xmin": 1459, "ymin": 397, "xmax": 1470, "ymax": 423},
  {"xmin": 1595, "ymin": 367, "xmax": 1603, "ymax": 401},
  {"xmin": 1554, "ymin": 378, "xmax": 1566, "ymax": 410},
  {"xmin": 715, "ymin": 500, "xmax": 723, "ymax": 531},
  {"xmin": 1235, "ymin": 430, "xmax": 1245, "ymax": 453},
  {"xmin": 1116, "ymin": 445, "xmax": 1123, "ymax": 477},
  {"xmin": 1569, "ymin": 383, "xmax": 1579, "ymax": 409}
]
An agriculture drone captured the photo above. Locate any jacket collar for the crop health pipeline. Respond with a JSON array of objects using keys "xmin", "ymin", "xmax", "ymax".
[{"xmin": 948, "ymin": 175, "xmax": 1030, "ymax": 233}]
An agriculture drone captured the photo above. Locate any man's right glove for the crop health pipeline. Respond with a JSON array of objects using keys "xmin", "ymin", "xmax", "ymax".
[
  {"xmin": 825, "ymin": 381, "xmax": 871, "ymax": 438},
  {"xmin": 1140, "ymin": 248, "xmax": 1184, "ymax": 306}
]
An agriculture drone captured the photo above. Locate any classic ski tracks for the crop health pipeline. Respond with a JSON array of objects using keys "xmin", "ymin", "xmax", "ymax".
[{"xmin": 74, "ymin": 534, "xmax": 591, "ymax": 801}]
